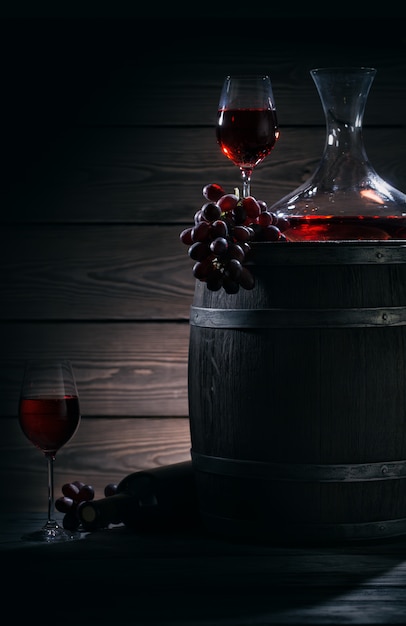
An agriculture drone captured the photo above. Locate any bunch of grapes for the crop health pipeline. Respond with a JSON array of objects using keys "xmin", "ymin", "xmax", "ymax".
[
  {"xmin": 180, "ymin": 183, "xmax": 288, "ymax": 293},
  {"xmin": 55, "ymin": 480, "xmax": 118, "ymax": 531}
]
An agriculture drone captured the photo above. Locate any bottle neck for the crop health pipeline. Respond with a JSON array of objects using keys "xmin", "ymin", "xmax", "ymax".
[{"xmin": 79, "ymin": 492, "xmax": 139, "ymax": 530}]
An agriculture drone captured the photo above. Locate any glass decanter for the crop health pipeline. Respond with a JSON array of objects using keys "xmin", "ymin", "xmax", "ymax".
[{"xmin": 271, "ymin": 67, "xmax": 406, "ymax": 241}]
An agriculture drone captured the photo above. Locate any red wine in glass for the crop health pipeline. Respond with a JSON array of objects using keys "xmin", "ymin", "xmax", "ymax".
[
  {"xmin": 19, "ymin": 397, "xmax": 80, "ymax": 457},
  {"xmin": 18, "ymin": 359, "xmax": 81, "ymax": 542},
  {"xmin": 216, "ymin": 75, "xmax": 279, "ymax": 198}
]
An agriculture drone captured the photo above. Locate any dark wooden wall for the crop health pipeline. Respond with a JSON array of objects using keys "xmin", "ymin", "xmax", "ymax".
[{"xmin": 1, "ymin": 17, "xmax": 406, "ymax": 511}]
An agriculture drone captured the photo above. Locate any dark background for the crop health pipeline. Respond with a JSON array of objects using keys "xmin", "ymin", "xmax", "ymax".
[{"xmin": 1, "ymin": 15, "xmax": 406, "ymax": 510}]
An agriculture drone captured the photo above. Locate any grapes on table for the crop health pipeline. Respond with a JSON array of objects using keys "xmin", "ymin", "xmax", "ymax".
[
  {"xmin": 56, "ymin": 481, "xmax": 97, "ymax": 531},
  {"xmin": 55, "ymin": 480, "xmax": 120, "ymax": 531},
  {"xmin": 179, "ymin": 183, "xmax": 288, "ymax": 293}
]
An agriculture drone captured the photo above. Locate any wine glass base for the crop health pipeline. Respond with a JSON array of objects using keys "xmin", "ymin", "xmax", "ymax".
[{"xmin": 21, "ymin": 524, "xmax": 81, "ymax": 543}]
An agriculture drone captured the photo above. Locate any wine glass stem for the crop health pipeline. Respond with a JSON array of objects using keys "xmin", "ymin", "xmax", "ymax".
[
  {"xmin": 46, "ymin": 454, "xmax": 57, "ymax": 526},
  {"xmin": 241, "ymin": 169, "xmax": 252, "ymax": 198}
]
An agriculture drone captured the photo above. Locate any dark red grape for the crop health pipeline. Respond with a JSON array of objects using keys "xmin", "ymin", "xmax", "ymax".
[
  {"xmin": 218, "ymin": 194, "xmax": 238, "ymax": 213},
  {"xmin": 192, "ymin": 221, "xmax": 211, "ymax": 242},
  {"xmin": 275, "ymin": 216, "xmax": 290, "ymax": 231},
  {"xmin": 188, "ymin": 241, "xmax": 211, "ymax": 261},
  {"xmin": 210, "ymin": 237, "xmax": 228, "ymax": 256},
  {"xmin": 262, "ymin": 225, "xmax": 282, "ymax": 241},
  {"xmin": 62, "ymin": 482, "xmax": 80, "ymax": 500},
  {"xmin": 202, "ymin": 202, "xmax": 222, "ymax": 222},
  {"xmin": 104, "ymin": 483, "xmax": 118, "ymax": 497},
  {"xmin": 180, "ymin": 227, "xmax": 194, "ymax": 245},
  {"xmin": 257, "ymin": 211, "xmax": 272, "ymax": 227},
  {"xmin": 193, "ymin": 258, "xmax": 214, "ymax": 280},
  {"xmin": 72, "ymin": 480, "xmax": 85, "ymax": 490},
  {"xmin": 78, "ymin": 484, "xmax": 95, "ymax": 502},
  {"xmin": 227, "ymin": 243, "xmax": 245, "ymax": 262},
  {"xmin": 233, "ymin": 225, "xmax": 252, "ymax": 242},
  {"xmin": 210, "ymin": 219, "xmax": 228, "ymax": 238},
  {"xmin": 242, "ymin": 196, "xmax": 261, "ymax": 219},
  {"xmin": 225, "ymin": 258, "xmax": 242, "ymax": 281},
  {"xmin": 55, "ymin": 496, "xmax": 74, "ymax": 513},
  {"xmin": 194, "ymin": 209, "xmax": 206, "ymax": 224},
  {"xmin": 203, "ymin": 183, "xmax": 225, "ymax": 202}
]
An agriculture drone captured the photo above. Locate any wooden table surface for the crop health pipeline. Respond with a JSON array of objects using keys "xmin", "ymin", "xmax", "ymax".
[{"xmin": 2, "ymin": 512, "xmax": 406, "ymax": 625}]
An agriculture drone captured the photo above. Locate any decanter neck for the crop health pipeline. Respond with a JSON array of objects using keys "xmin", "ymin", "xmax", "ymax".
[
  {"xmin": 321, "ymin": 111, "xmax": 368, "ymax": 170},
  {"xmin": 311, "ymin": 67, "xmax": 377, "ymax": 129},
  {"xmin": 311, "ymin": 67, "xmax": 377, "ymax": 175}
]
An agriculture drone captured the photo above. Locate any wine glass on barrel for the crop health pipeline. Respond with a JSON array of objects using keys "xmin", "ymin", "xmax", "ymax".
[
  {"xmin": 216, "ymin": 74, "xmax": 280, "ymax": 198},
  {"xmin": 18, "ymin": 358, "xmax": 81, "ymax": 542}
]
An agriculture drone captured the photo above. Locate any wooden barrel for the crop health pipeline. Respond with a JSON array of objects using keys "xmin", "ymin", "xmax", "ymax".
[{"xmin": 188, "ymin": 241, "xmax": 406, "ymax": 543}]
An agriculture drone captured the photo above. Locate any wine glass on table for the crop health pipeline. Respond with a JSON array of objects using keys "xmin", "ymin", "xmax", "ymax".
[
  {"xmin": 18, "ymin": 358, "xmax": 81, "ymax": 542},
  {"xmin": 216, "ymin": 74, "xmax": 279, "ymax": 198}
]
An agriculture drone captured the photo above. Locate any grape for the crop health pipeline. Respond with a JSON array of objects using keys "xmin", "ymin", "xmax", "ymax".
[
  {"xmin": 211, "ymin": 219, "xmax": 228, "ymax": 238},
  {"xmin": 55, "ymin": 496, "xmax": 74, "ymax": 513},
  {"xmin": 72, "ymin": 480, "xmax": 85, "ymax": 490},
  {"xmin": 240, "ymin": 242, "xmax": 252, "ymax": 255},
  {"xmin": 210, "ymin": 237, "xmax": 228, "ymax": 255},
  {"xmin": 275, "ymin": 216, "xmax": 290, "ymax": 232},
  {"xmin": 202, "ymin": 202, "xmax": 222, "ymax": 222},
  {"xmin": 227, "ymin": 243, "xmax": 245, "ymax": 262},
  {"xmin": 233, "ymin": 225, "xmax": 252, "ymax": 242},
  {"xmin": 261, "ymin": 225, "xmax": 282, "ymax": 241},
  {"xmin": 180, "ymin": 227, "xmax": 194, "ymax": 245},
  {"xmin": 218, "ymin": 194, "xmax": 238, "ymax": 212},
  {"xmin": 191, "ymin": 221, "xmax": 211, "ymax": 242},
  {"xmin": 225, "ymin": 258, "xmax": 242, "ymax": 281},
  {"xmin": 188, "ymin": 241, "xmax": 211, "ymax": 261},
  {"xmin": 203, "ymin": 183, "xmax": 226, "ymax": 202},
  {"xmin": 104, "ymin": 483, "xmax": 118, "ymax": 497},
  {"xmin": 78, "ymin": 484, "xmax": 95, "ymax": 502},
  {"xmin": 62, "ymin": 482, "xmax": 80, "ymax": 500},
  {"xmin": 194, "ymin": 209, "xmax": 206, "ymax": 224},
  {"xmin": 193, "ymin": 259, "xmax": 213, "ymax": 280},
  {"xmin": 242, "ymin": 196, "xmax": 261, "ymax": 219},
  {"xmin": 257, "ymin": 211, "xmax": 272, "ymax": 228}
]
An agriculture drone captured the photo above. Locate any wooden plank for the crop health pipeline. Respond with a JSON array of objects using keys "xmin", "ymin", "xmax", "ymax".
[
  {"xmin": 2, "ymin": 18, "xmax": 406, "ymax": 126},
  {"xmin": 0, "ymin": 322, "xmax": 190, "ymax": 416},
  {"xmin": 2, "ymin": 127, "xmax": 406, "ymax": 223},
  {"xmin": 0, "ymin": 416, "xmax": 192, "ymax": 512},
  {"xmin": 0, "ymin": 224, "xmax": 195, "ymax": 320}
]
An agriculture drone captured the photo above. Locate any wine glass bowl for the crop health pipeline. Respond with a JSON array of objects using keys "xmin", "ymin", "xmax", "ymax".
[
  {"xmin": 216, "ymin": 75, "xmax": 279, "ymax": 198},
  {"xmin": 18, "ymin": 359, "xmax": 81, "ymax": 542}
]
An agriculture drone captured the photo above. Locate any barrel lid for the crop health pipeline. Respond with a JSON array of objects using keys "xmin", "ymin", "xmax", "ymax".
[{"xmin": 248, "ymin": 241, "xmax": 406, "ymax": 265}]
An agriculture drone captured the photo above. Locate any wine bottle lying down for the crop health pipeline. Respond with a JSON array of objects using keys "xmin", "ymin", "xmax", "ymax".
[{"xmin": 77, "ymin": 461, "xmax": 199, "ymax": 532}]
